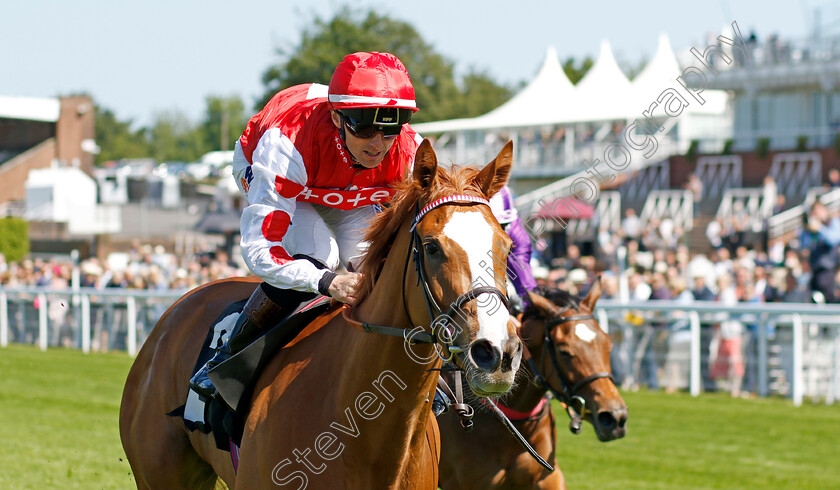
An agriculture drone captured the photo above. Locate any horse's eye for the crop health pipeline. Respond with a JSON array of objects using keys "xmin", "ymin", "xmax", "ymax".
[
  {"xmin": 424, "ymin": 242, "xmax": 440, "ymax": 257},
  {"xmin": 557, "ymin": 345, "xmax": 573, "ymax": 358}
]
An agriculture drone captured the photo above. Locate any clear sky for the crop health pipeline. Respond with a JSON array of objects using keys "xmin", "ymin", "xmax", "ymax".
[{"xmin": 1, "ymin": 0, "xmax": 832, "ymax": 128}]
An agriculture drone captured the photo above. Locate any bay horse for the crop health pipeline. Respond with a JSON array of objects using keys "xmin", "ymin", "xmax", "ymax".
[
  {"xmin": 438, "ymin": 279, "xmax": 628, "ymax": 489},
  {"xmin": 119, "ymin": 139, "xmax": 523, "ymax": 489}
]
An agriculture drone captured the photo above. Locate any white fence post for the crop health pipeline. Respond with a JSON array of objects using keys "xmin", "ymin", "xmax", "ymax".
[
  {"xmin": 126, "ymin": 296, "xmax": 137, "ymax": 356},
  {"xmin": 81, "ymin": 294, "xmax": 91, "ymax": 354},
  {"xmin": 830, "ymin": 328, "xmax": 840, "ymax": 405},
  {"xmin": 597, "ymin": 308, "xmax": 609, "ymax": 334},
  {"xmin": 690, "ymin": 310, "xmax": 701, "ymax": 397},
  {"xmin": 792, "ymin": 313, "xmax": 803, "ymax": 407},
  {"xmin": 758, "ymin": 315, "xmax": 769, "ymax": 397},
  {"xmin": 0, "ymin": 291, "xmax": 7, "ymax": 347},
  {"xmin": 38, "ymin": 292, "xmax": 48, "ymax": 351}
]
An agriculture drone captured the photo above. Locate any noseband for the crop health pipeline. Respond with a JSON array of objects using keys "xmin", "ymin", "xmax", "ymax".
[{"xmin": 526, "ymin": 308, "xmax": 615, "ymax": 434}]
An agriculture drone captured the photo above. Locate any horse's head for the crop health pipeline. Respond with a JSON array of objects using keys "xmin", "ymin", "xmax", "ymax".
[
  {"xmin": 407, "ymin": 140, "xmax": 523, "ymax": 396},
  {"xmin": 358, "ymin": 140, "xmax": 522, "ymax": 395},
  {"xmin": 524, "ymin": 278, "xmax": 628, "ymax": 441}
]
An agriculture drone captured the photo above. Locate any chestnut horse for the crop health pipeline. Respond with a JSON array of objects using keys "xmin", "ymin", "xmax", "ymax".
[
  {"xmin": 438, "ymin": 280, "xmax": 628, "ymax": 489},
  {"xmin": 120, "ymin": 140, "xmax": 523, "ymax": 489}
]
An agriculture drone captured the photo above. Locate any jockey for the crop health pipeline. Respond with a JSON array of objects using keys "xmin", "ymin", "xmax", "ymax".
[
  {"xmin": 190, "ymin": 52, "xmax": 422, "ymax": 400},
  {"xmin": 488, "ymin": 185, "xmax": 538, "ymax": 314}
]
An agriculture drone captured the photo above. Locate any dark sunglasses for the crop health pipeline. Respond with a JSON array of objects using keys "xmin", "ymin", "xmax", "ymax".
[{"xmin": 338, "ymin": 107, "xmax": 411, "ymax": 139}]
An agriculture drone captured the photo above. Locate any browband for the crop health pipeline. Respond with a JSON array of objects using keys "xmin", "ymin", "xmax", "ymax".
[{"xmin": 410, "ymin": 194, "xmax": 490, "ymax": 231}]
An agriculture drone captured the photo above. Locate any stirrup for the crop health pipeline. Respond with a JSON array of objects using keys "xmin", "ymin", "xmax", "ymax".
[{"xmin": 190, "ymin": 350, "xmax": 232, "ymax": 400}]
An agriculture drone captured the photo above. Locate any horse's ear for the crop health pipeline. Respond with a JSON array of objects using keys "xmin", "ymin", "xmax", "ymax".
[
  {"xmin": 474, "ymin": 140, "xmax": 513, "ymax": 198},
  {"xmin": 581, "ymin": 275, "xmax": 602, "ymax": 311},
  {"xmin": 527, "ymin": 290, "xmax": 562, "ymax": 318},
  {"xmin": 413, "ymin": 139, "xmax": 438, "ymax": 190}
]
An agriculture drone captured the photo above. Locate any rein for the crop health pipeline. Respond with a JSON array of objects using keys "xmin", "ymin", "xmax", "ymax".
[
  {"xmin": 436, "ymin": 371, "xmax": 555, "ymax": 473},
  {"xmin": 526, "ymin": 311, "xmax": 614, "ymax": 434}
]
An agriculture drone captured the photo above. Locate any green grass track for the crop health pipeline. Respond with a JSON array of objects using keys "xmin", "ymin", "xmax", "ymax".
[{"xmin": 1, "ymin": 344, "xmax": 838, "ymax": 489}]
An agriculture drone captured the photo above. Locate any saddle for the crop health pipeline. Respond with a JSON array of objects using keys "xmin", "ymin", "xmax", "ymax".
[{"xmin": 168, "ymin": 293, "xmax": 333, "ymax": 452}]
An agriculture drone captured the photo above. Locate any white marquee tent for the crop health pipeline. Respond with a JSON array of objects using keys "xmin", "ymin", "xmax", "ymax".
[
  {"xmin": 413, "ymin": 33, "xmax": 728, "ymax": 132},
  {"xmin": 411, "ymin": 34, "xmax": 731, "ymax": 216}
]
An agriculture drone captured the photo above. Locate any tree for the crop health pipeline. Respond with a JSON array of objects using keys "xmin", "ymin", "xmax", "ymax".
[
  {"xmin": 148, "ymin": 110, "xmax": 206, "ymax": 163},
  {"xmin": 201, "ymin": 95, "xmax": 246, "ymax": 152},
  {"xmin": 455, "ymin": 69, "xmax": 513, "ymax": 118},
  {"xmin": 94, "ymin": 105, "xmax": 150, "ymax": 164},
  {"xmin": 620, "ymin": 56, "xmax": 648, "ymax": 81},
  {"xmin": 258, "ymin": 8, "xmax": 510, "ymax": 123},
  {"xmin": 562, "ymin": 57, "xmax": 594, "ymax": 85},
  {"xmin": 0, "ymin": 218, "xmax": 29, "ymax": 263}
]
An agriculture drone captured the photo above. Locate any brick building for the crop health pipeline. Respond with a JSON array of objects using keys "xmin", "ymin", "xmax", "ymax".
[{"xmin": 0, "ymin": 95, "xmax": 96, "ymax": 208}]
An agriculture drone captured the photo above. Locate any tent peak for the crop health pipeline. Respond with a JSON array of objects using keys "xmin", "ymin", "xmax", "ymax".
[{"xmin": 576, "ymin": 39, "xmax": 630, "ymax": 92}]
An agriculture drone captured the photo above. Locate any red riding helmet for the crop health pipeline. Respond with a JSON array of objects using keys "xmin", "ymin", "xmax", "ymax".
[{"xmin": 328, "ymin": 52, "xmax": 419, "ymax": 113}]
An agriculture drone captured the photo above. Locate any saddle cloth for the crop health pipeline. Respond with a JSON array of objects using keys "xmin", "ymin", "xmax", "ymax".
[{"xmin": 168, "ymin": 294, "xmax": 332, "ymax": 452}]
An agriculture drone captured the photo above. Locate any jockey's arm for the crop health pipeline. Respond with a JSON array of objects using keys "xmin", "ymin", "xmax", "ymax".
[
  {"xmin": 506, "ymin": 217, "xmax": 538, "ymax": 301},
  {"xmin": 237, "ymin": 131, "xmax": 337, "ymax": 297}
]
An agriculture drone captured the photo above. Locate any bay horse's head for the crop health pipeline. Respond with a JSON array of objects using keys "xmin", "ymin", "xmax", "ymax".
[
  {"xmin": 524, "ymin": 278, "xmax": 628, "ymax": 441},
  {"xmin": 359, "ymin": 140, "xmax": 522, "ymax": 396}
]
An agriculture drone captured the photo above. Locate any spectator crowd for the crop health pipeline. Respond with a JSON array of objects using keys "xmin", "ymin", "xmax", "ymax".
[
  {"xmin": 2, "ymin": 184, "xmax": 839, "ymax": 398},
  {"xmin": 525, "ymin": 190, "xmax": 840, "ymax": 398},
  {"xmin": 0, "ymin": 240, "xmax": 248, "ymax": 352},
  {"xmin": 0, "ymin": 240, "xmax": 247, "ymax": 292}
]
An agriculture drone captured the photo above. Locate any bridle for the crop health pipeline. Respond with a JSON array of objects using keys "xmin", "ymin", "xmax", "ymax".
[
  {"xmin": 525, "ymin": 308, "xmax": 614, "ymax": 434},
  {"xmin": 342, "ymin": 192, "xmax": 510, "ymax": 435},
  {"xmin": 401, "ymin": 194, "xmax": 509, "ymax": 359},
  {"xmin": 344, "ymin": 193, "xmax": 509, "ymax": 360}
]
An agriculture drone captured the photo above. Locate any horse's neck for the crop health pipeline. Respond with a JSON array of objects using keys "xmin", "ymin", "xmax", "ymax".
[
  {"xmin": 336, "ymin": 229, "xmax": 441, "ymax": 482},
  {"xmin": 351, "ymin": 228, "xmax": 440, "ymax": 405},
  {"xmin": 502, "ymin": 321, "xmax": 550, "ymax": 413}
]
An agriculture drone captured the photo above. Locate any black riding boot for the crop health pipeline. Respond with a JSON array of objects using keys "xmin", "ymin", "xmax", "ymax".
[{"xmin": 189, "ymin": 284, "xmax": 289, "ymax": 400}]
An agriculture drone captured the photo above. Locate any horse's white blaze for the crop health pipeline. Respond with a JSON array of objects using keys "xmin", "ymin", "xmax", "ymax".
[
  {"xmin": 443, "ymin": 211, "xmax": 510, "ymax": 347},
  {"xmin": 575, "ymin": 323, "xmax": 597, "ymax": 343}
]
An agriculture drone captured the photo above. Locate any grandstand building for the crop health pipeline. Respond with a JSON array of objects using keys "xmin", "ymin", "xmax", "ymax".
[
  {"xmin": 414, "ymin": 31, "xmax": 840, "ymax": 258},
  {"xmin": 0, "ymin": 95, "xmax": 97, "ymax": 211},
  {"xmin": 680, "ymin": 31, "xmax": 840, "ymax": 247},
  {"xmin": 412, "ymin": 34, "xmax": 731, "ymax": 195},
  {"xmin": 0, "ymin": 96, "xmax": 220, "ymax": 258},
  {"xmin": 702, "ymin": 33, "xmax": 840, "ymax": 151}
]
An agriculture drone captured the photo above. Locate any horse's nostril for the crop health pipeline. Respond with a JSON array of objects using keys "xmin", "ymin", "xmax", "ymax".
[
  {"xmin": 500, "ymin": 340, "xmax": 522, "ymax": 371},
  {"xmin": 597, "ymin": 411, "xmax": 617, "ymax": 430},
  {"xmin": 617, "ymin": 409, "xmax": 629, "ymax": 428},
  {"xmin": 470, "ymin": 340, "xmax": 502, "ymax": 372}
]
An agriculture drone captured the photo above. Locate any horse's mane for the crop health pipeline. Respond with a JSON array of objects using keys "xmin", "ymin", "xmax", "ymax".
[
  {"xmin": 522, "ymin": 286, "xmax": 582, "ymax": 322},
  {"xmin": 357, "ymin": 164, "xmax": 488, "ymax": 302}
]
